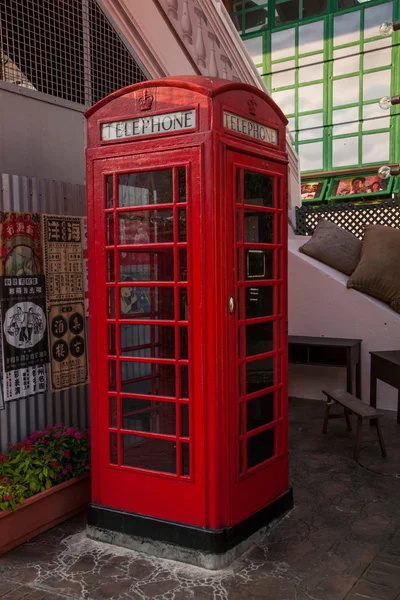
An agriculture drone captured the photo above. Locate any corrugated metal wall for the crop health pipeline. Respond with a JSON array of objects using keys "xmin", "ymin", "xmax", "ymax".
[{"xmin": 0, "ymin": 174, "xmax": 90, "ymax": 452}]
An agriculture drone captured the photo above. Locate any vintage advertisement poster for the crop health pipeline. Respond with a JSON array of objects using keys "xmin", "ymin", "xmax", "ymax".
[
  {"xmin": 48, "ymin": 302, "xmax": 88, "ymax": 391},
  {"xmin": 0, "ymin": 212, "xmax": 49, "ymax": 401},
  {"xmin": 43, "ymin": 215, "xmax": 84, "ymax": 304}
]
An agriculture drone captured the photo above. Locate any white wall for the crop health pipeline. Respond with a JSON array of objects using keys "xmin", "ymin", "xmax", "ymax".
[
  {"xmin": 288, "ymin": 229, "xmax": 400, "ymax": 412},
  {"xmin": 0, "ymin": 82, "xmax": 86, "ymax": 185}
]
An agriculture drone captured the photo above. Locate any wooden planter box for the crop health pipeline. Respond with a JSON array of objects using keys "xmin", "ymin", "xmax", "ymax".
[{"xmin": 0, "ymin": 474, "xmax": 91, "ymax": 556}]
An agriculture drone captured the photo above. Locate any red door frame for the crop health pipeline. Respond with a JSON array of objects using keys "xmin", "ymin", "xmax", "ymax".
[
  {"xmin": 226, "ymin": 149, "xmax": 289, "ymax": 526},
  {"xmin": 89, "ymin": 146, "xmax": 208, "ymax": 526}
]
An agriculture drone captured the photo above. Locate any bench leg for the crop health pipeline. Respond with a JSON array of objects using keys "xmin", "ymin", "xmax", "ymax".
[
  {"xmin": 323, "ymin": 401, "xmax": 333, "ymax": 434},
  {"xmin": 344, "ymin": 408, "xmax": 352, "ymax": 432},
  {"xmin": 354, "ymin": 417, "xmax": 363, "ymax": 462},
  {"xmin": 374, "ymin": 419, "xmax": 387, "ymax": 458}
]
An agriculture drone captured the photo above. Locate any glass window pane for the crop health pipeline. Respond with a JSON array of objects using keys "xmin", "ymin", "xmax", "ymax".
[
  {"xmin": 180, "ymin": 327, "xmax": 188, "ymax": 360},
  {"xmin": 298, "ymin": 113, "xmax": 323, "ymax": 141},
  {"xmin": 298, "ymin": 58, "xmax": 324, "ymax": 84},
  {"xmin": 110, "ymin": 433, "xmax": 118, "ymax": 464},
  {"xmin": 298, "ymin": 83, "xmax": 323, "ymax": 112},
  {"xmin": 122, "ymin": 437, "xmax": 176, "ymax": 474},
  {"xmin": 107, "ymin": 214, "xmax": 114, "ymax": 245},
  {"xmin": 244, "ymin": 211, "xmax": 273, "ymax": 244},
  {"xmin": 121, "ymin": 362, "xmax": 176, "ymax": 397},
  {"xmin": 122, "ymin": 398, "xmax": 176, "ymax": 435},
  {"xmin": 245, "ymin": 250, "xmax": 273, "ymax": 280},
  {"xmin": 272, "ymin": 89, "xmax": 295, "ymax": 115},
  {"xmin": 244, "ymin": 6, "xmax": 268, "ymax": 33},
  {"xmin": 120, "ymin": 249, "xmax": 174, "ymax": 282},
  {"xmin": 363, "ymin": 104, "xmax": 390, "ymax": 132},
  {"xmin": 364, "ymin": 3, "xmax": 393, "ymax": 39},
  {"xmin": 243, "ymin": 36, "xmax": 263, "ymax": 65},
  {"xmin": 182, "ymin": 443, "xmax": 190, "ymax": 476},
  {"xmin": 120, "ymin": 324, "xmax": 175, "ymax": 358},
  {"xmin": 178, "ymin": 168, "xmax": 187, "ymax": 203},
  {"xmin": 333, "ymin": 54, "xmax": 360, "ymax": 77},
  {"xmin": 246, "ymin": 322, "xmax": 273, "ymax": 357},
  {"xmin": 246, "ymin": 286, "xmax": 274, "ymax": 318},
  {"xmin": 363, "ymin": 46, "xmax": 391, "ymax": 70},
  {"xmin": 181, "ymin": 365, "xmax": 189, "ymax": 398},
  {"xmin": 299, "ymin": 21, "xmax": 324, "ymax": 54},
  {"xmin": 332, "ymin": 137, "xmax": 359, "ymax": 168},
  {"xmin": 181, "ymin": 404, "xmax": 189, "ymax": 437},
  {"xmin": 246, "ymin": 356, "xmax": 274, "ymax": 394},
  {"xmin": 244, "ymin": 172, "xmax": 273, "ymax": 207},
  {"xmin": 231, "ymin": 12, "xmax": 242, "ymax": 33},
  {"xmin": 332, "ymin": 107, "xmax": 359, "ymax": 136},
  {"xmin": 362, "ymin": 133, "xmax": 390, "ymax": 164},
  {"xmin": 271, "ymin": 28, "xmax": 295, "ymax": 59},
  {"xmin": 302, "ymin": 1, "xmax": 327, "ymax": 19},
  {"xmin": 298, "ymin": 142, "xmax": 323, "ymax": 171},
  {"xmin": 119, "ymin": 210, "xmax": 173, "ymax": 245},
  {"xmin": 247, "ymin": 392, "xmax": 274, "ymax": 432},
  {"xmin": 108, "ymin": 288, "xmax": 115, "ymax": 318},
  {"xmin": 334, "ymin": 11, "xmax": 360, "ymax": 46},
  {"xmin": 109, "ymin": 397, "xmax": 117, "ymax": 428},
  {"xmin": 179, "ymin": 209, "xmax": 187, "ymax": 242},
  {"xmin": 275, "ymin": 1, "xmax": 298, "ymax": 25},
  {"xmin": 118, "ymin": 170, "xmax": 173, "ymax": 207},
  {"xmin": 109, "ymin": 361, "xmax": 116, "ymax": 392},
  {"xmin": 106, "ymin": 176, "xmax": 113, "ymax": 209},
  {"xmin": 363, "ymin": 70, "xmax": 391, "ymax": 102},
  {"xmin": 272, "ymin": 65, "xmax": 295, "ymax": 89},
  {"xmin": 108, "ymin": 324, "xmax": 116, "ymax": 355},
  {"xmin": 247, "ymin": 428, "xmax": 274, "ymax": 469},
  {"xmin": 120, "ymin": 286, "xmax": 174, "ymax": 320},
  {"xmin": 107, "ymin": 252, "xmax": 115, "ymax": 282},
  {"xmin": 177, "ymin": 249, "xmax": 187, "ymax": 282},
  {"xmin": 180, "ymin": 288, "xmax": 188, "ymax": 321}
]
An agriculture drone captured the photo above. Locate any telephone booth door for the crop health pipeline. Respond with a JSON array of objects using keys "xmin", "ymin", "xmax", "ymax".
[
  {"xmin": 227, "ymin": 151, "xmax": 288, "ymax": 526},
  {"xmin": 91, "ymin": 147, "xmax": 205, "ymax": 526}
]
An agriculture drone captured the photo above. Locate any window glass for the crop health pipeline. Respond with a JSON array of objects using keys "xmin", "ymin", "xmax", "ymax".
[
  {"xmin": 332, "ymin": 137, "xmax": 359, "ymax": 168},
  {"xmin": 302, "ymin": 0, "xmax": 327, "ymax": 19},
  {"xmin": 247, "ymin": 392, "xmax": 274, "ymax": 432},
  {"xmin": 120, "ymin": 324, "xmax": 175, "ymax": 359},
  {"xmin": 244, "ymin": 172, "xmax": 273, "ymax": 207},
  {"xmin": 247, "ymin": 428, "xmax": 274, "ymax": 468},
  {"xmin": 118, "ymin": 170, "xmax": 172, "ymax": 207},
  {"xmin": 119, "ymin": 249, "xmax": 174, "ymax": 282},
  {"xmin": 122, "ymin": 437, "xmax": 176, "ymax": 474},
  {"xmin": 122, "ymin": 398, "xmax": 176, "ymax": 435},
  {"xmin": 120, "ymin": 286, "xmax": 174, "ymax": 320},
  {"xmin": 275, "ymin": 0, "xmax": 298, "ymax": 24}
]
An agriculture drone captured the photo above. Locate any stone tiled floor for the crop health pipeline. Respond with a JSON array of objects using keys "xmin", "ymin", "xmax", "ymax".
[{"xmin": 1, "ymin": 398, "xmax": 400, "ymax": 600}]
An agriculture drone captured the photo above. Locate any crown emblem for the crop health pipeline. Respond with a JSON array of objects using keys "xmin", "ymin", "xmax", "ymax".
[
  {"xmin": 248, "ymin": 97, "xmax": 257, "ymax": 116},
  {"xmin": 138, "ymin": 90, "xmax": 153, "ymax": 111}
]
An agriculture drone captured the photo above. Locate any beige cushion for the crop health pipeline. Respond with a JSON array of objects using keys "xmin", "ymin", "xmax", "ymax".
[
  {"xmin": 299, "ymin": 219, "xmax": 362, "ymax": 276},
  {"xmin": 347, "ymin": 224, "xmax": 400, "ymax": 313}
]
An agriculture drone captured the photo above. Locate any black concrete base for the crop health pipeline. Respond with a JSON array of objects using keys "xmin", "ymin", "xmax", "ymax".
[{"xmin": 87, "ymin": 488, "xmax": 293, "ymax": 563}]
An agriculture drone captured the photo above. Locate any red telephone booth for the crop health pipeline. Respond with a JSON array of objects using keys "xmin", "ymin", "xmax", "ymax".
[{"xmin": 85, "ymin": 76, "xmax": 292, "ymax": 568}]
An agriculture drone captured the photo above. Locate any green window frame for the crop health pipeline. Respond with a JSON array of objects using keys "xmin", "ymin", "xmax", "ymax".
[{"xmin": 232, "ymin": 0, "xmax": 400, "ymax": 174}]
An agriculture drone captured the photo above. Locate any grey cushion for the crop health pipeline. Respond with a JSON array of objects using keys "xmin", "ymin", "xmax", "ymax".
[
  {"xmin": 347, "ymin": 224, "xmax": 400, "ymax": 313},
  {"xmin": 299, "ymin": 219, "xmax": 362, "ymax": 276}
]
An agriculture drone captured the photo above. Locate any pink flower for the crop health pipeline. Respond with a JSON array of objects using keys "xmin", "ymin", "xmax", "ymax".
[
  {"xmin": 65, "ymin": 428, "xmax": 75, "ymax": 436},
  {"xmin": 24, "ymin": 438, "xmax": 33, "ymax": 446},
  {"xmin": 62, "ymin": 469, "xmax": 68, "ymax": 475},
  {"xmin": 66, "ymin": 464, "xmax": 73, "ymax": 471},
  {"xmin": 81, "ymin": 461, "xmax": 86, "ymax": 466},
  {"xmin": 54, "ymin": 433, "xmax": 62, "ymax": 438},
  {"xmin": 50, "ymin": 462, "xmax": 60, "ymax": 468},
  {"xmin": 3, "ymin": 495, "xmax": 13, "ymax": 501},
  {"xmin": 74, "ymin": 432, "xmax": 83, "ymax": 439},
  {"xmin": 0, "ymin": 455, "xmax": 7, "ymax": 463},
  {"xmin": 63, "ymin": 450, "xmax": 71, "ymax": 459}
]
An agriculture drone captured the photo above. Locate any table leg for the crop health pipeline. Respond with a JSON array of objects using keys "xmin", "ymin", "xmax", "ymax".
[
  {"xmin": 370, "ymin": 362, "xmax": 377, "ymax": 427},
  {"xmin": 346, "ymin": 352, "xmax": 353, "ymax": 395},
  {"xmin": 354, "ymin": 417, "xmax": 363, "ymax": 462},
  {"xmin": 375, "ymin": 419, "xmax": 387, "ymax": 458},
  {"xmin": 398, "ymin": 390, "xmax": 400, "ymax": 425},
  {"xmin": 344, "ymin": 408, "xmax": 352, "ymax": 432},
  {"xmin": 323, "ymin": 401, "xmax": 333, "ymax": 434},
  {"xmin": 356, "ymin": 360, "xmax": 362, "ymax": 399}
]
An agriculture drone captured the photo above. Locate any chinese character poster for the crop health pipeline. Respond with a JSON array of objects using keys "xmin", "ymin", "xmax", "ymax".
[
  {"xmin": 0, "ymin": 212, "xmax": 48, "ymax": 401},
  {"xmin": 43, "ymin": 215, "xmax": 88, "ymax": 391},
  {"xmin": 48, "ymin": 302, "xmax": 88, "ymax": 391}
]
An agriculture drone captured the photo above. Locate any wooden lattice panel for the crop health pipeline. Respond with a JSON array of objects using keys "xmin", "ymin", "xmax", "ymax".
[{"xmin": 295, "ymin": 200, "xmax": 400, "ymax": 239}]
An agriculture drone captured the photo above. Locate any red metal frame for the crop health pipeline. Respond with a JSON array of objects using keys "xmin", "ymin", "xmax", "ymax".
[{"xmin": 86, "ymin": 76, "xmax": 288, "ymax": 531}]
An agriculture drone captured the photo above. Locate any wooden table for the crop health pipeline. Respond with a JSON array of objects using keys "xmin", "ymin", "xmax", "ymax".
[
  {"xmin": 370, "ymin": 351, "xmax": 400, "ymax": 424},
  {"xmin": 288, "ymin": 336, "xmax": 362, "ymax": 398}
]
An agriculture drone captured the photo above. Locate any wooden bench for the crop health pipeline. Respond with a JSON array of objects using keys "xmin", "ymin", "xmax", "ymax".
[{"xmin": 322, "ymin": 389, "xmax": 387, "ymax": 462}]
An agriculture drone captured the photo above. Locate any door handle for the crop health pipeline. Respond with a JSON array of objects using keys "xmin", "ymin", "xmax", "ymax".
[{"xmin": 229, "ymin": 296, "xmax": 236, "ymax": 315}]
